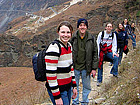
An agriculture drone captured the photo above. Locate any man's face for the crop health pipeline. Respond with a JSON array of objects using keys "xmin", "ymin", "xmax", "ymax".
[
  {"xmin": 78, "ymin": 23, "xmax": 87, "ymax": 35},
  {"xmin": 105, "ymin": 23, "xmax": 113, "ymax": 33}
]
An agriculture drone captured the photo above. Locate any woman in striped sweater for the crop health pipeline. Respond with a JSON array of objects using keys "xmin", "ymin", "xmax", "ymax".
[{"xmin": 45, "ymin": 21, "xmax": 77, "ymax": 105}]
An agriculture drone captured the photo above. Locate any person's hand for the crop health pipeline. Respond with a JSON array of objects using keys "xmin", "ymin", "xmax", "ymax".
[
  {"xmin": 55, "ymin": 98, "xmax": 63, "ymax": 105},
  {"xmin": 113, "ymin": 53, "xmax": 119, "ymax": 57},
  {"xmin": 90, "ymin": 70, "xmax": 96, "ymax": 78},
  {"xmin": 72, "ymin": 88, "xmax": 77, "ymax": 99}
]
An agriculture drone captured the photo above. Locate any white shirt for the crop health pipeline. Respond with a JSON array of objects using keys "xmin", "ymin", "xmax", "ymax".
[
  {"xmin": 124, "ymin": 24, "xmax": 127, "ymax": 28},
  {"xmin": 96, "ymin": 30, "xmax": 117, "ymax": 58}
]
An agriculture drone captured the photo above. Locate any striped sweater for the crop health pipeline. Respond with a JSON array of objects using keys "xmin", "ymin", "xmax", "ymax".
[{"xmin": 45, "ymin": 40, "xmax": 76, "ymax": 99}]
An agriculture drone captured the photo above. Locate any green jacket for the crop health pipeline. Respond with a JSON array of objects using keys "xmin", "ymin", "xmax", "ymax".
[{"xmin": 70, "ymin": 30, "xmax": 98, "ymax": 75}]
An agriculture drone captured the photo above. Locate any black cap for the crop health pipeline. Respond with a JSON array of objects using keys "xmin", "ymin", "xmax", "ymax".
[{"xmin": 77, "ymin": 18, "xmax": 88, "ymax": 28}]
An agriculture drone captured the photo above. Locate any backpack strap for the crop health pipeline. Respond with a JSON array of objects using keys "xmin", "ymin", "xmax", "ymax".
[
  {"xmin": 111, "ymin": 32, "xmax": 114, "ymax": 39},
  {"xmin": 91, "ymin": 35, "xmax": 94, "ymax": 44},
  {"xmin": 43, "ymin": 40, "xmax": 61, "ymax": 57},
  {"xmin": 101, "ymin": 31, "xmax": 104, "ymax": 41},
  {"xmin": 101, "ymin": 31, "xmax": 114, "ymax": 41},
  {"xmin": 52, "ymin": 39, "xmax": 61, "ymax": 56}
]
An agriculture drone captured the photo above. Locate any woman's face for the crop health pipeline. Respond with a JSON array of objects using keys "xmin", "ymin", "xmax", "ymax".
[
  {"xmin": 58, "ymin": 25, "xmax": 72, "ymax": 45},
  {"xmin": 131, "ymin": 23, "xmax": 135, "ymax": 27},
  {"xmin": 105, "ymin": 23, "xmax": 113, "ymax": 34},
  {"xmin": 119, "ymin": 24, "xmax": 123, "ymax": 29},
  {"xmin": 124, "ymin": 19, "xmax": 128, "ymax": 24}
]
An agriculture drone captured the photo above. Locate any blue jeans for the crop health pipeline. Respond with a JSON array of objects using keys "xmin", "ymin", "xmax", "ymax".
[
  {"xmin": 128, "ymin": 34, "xmax": 136, "ymax": 47},
  {"xmin": 47, "ymin": 88, "xmax": 71, "ymax": 105},
  {"xmin": 118, "ymin": 47, "xmax": 124, "ymax": 64},
  {"xmin": 72, "ymin": 69, "xmax": 91, "ymax": 105},
  {"xmin": 97, "ymin": 52, "xmax": 118, "ymax": 83}
]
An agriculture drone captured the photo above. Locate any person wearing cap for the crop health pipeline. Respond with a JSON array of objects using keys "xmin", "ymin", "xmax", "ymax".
[{"xmin": 70, "ymin": 18, "xmax": 98, "ymax": 105}]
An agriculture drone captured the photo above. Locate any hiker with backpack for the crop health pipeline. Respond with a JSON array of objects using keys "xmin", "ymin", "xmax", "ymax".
[
  {"xmin": 122, "ymin": 19, "xmax": 136, "ymax": 49},
  {"xmin": 114, "ymin": 23, "xmax": 129, "ymax": 65},
  {"xmin": 96, "ymin": 23, "xmax": 119, "ymax": 87},
  {"xmin": 70, "ymin": 18, "xmax": 98, "ymax": 105},
  {"xmin": 45, "ymin": 21, "xmax": 77, "ymax": 105}
]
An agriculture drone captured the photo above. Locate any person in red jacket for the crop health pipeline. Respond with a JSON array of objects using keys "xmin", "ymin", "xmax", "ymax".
[
  {"xmin": 45, "ymin": 21, "xmax": 77, "ymax": 105},
  {"xmin": 96, "ymin": 23, "xmax": 119, "ymax": 86}
]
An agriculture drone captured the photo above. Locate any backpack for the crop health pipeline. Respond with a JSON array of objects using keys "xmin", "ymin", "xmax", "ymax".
[{"xmin": 32, "ymin": 40, "xmax": 61, "ymax": 82}]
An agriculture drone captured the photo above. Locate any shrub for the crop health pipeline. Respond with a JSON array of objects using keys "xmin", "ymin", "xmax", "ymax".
[{"xmin": 136, "ymin": 10, "xmax": 140, "ymax": 17}]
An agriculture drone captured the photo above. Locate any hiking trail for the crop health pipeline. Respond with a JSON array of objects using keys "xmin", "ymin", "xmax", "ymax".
[{"xmin": 37, "ymin": 56, "xmax": 125, "ymax": 105}]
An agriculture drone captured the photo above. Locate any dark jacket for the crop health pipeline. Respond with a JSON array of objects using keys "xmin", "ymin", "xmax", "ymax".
[
  {"xmin": 70, "ymin": 30, "xmax": 98, "ymax": 75},
  {"xmin": 124, "ymin": 24, "xmax": 132, "ymax": 35},
  {"xmin": 131, "ymin": 26, "xmax": 135, "ymax": 34},
  {"xmin": 115, "ymin": 29, "xmax": 129, "ymax": 48}
]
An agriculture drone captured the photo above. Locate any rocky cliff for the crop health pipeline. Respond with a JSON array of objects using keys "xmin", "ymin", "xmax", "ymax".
[{"xmin": 0, "ymin": 0, "xmax": 70, "ymax": 33}]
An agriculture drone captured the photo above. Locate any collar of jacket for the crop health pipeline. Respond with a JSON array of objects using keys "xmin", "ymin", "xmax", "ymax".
[{"xmin": 73, "ymin": 30, "xmax": 93, "ymax": 41}]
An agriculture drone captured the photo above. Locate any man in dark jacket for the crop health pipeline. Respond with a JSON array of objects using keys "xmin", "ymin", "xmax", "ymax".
[{"xmin": 70, "ymin": 18, "xmax": 98, "ymax": 105}]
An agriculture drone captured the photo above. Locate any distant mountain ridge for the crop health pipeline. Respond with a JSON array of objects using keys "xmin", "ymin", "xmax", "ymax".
[{"xmin": 0, "ymin": 0, "xmax": 70, "ymax": 33}]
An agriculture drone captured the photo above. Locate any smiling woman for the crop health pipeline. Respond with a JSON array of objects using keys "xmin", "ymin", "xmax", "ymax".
[
  {"xmin": 45, "ymin": 21, "xmax": 77, "ymax": 105},
  {"xmin": 57, "ymin": 22, "xmax": 73, "ymax": 46}
]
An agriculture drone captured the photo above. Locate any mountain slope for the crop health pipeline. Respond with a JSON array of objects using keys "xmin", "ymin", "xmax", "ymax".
[{"xmin": 0, "ymin": 0, "xmax": 140, "ymax": 67}]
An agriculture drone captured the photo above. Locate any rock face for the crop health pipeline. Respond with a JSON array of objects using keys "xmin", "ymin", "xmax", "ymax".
[
  {"xmin": 0, "ymin": 35, "xmax": 22, "ymax": 67},
  {"xmin": 0, "ymin": 28, "xmax": 58, "ymax": 67}
]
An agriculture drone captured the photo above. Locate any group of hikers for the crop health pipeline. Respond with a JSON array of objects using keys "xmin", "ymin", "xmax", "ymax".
[{"xmin": 44, "ymin": 18, "xmax": 137, "ymax": 105}]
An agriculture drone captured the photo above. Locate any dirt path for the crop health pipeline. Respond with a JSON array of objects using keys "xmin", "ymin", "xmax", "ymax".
[
  {"xmin": 88, "ymin": 62, "xmax": 117, "ymax": 104},
  {"xmin": 0, "ymin": 54, "xmax": 129, "ymax": 105},
  {"xmin": 38, "ymin": 61, "xmax": 122, "ymax": 105}
]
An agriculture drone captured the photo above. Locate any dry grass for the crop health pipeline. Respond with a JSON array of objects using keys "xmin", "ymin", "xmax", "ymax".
[{"xmin": 0, "ymin": 67, "xmax": 50, "ymax": 105}]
